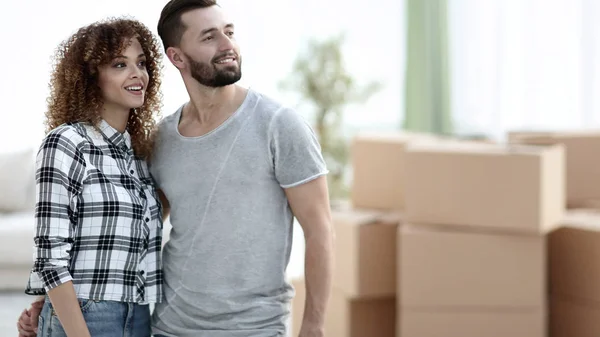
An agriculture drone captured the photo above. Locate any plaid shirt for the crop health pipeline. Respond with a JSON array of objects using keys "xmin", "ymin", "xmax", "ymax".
[{"xmin": 25, "ymin": 120, "xmax": 163, "ymax": 304}]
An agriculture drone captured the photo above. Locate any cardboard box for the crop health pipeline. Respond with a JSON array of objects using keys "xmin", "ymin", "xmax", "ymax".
[
  {"xmin": 399, "ymin": 309, "xmax": 546, "ymax": 337},
  {"xmin": 398, "ymin": 223, "xmax": 545, "ymax": 308},
  {"xmin": 574, "ymin": 199, "xmax": 600, "ymax": 209},
  {"xmin": 350, "ymin": 132, "xmax": 436, "ymax": 211},
  {"xmin": 404, "ymin": 141, "xmax": 565, "ymax": 234},
  {"xmin": 291, "ymin": 279, "xmax": 396, "ymax": 337},
  {"xmin": 550, "ymin": 295, "xmax": 600, "ymax": 337},
  {"xmin": 332, "ymin": 208, "xmax": 402, "ymax": 297},
  {"xmin": 508, "ymin": 130, "xmax": 600, "ymax": 207},
  {"xmin": 548, "ymin": 209, "xmax": 600, "ymax": 302}
]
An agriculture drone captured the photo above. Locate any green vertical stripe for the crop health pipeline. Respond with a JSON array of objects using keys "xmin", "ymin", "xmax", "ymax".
[{"xmin": 404, "ymin": 0, "xmax": 452, "ymax": 135}]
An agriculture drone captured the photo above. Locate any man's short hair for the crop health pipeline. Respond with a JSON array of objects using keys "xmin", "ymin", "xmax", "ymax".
[{"xmin": 157, "ymin": 0, "xmax": 218, "ymax": 51}]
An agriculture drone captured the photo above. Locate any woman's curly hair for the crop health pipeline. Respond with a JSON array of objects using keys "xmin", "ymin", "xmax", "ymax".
[{"xmin": 45, "ymin": 17, "xmax": 163, "ymax": 159}]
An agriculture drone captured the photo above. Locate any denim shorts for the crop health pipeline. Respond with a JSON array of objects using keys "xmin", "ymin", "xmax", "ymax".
[{"xmin": 36, "ymin": 297, "xmax": 151, "ymax": 337}]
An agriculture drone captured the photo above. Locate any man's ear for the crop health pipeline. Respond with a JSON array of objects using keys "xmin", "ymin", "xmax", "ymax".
[{"xmin": 166, "ymin": 47, "xmax": 185, "ymax": 70}]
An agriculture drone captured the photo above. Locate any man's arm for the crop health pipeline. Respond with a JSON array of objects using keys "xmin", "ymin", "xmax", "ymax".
[{"xmin": 284, "ymin": 176, "xmax": 334, "ymax": 337}]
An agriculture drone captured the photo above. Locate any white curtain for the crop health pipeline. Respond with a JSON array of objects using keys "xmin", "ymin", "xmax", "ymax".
[{"xmin": 448, "ymin": 0, "xmax": 600, "ymax": 141}]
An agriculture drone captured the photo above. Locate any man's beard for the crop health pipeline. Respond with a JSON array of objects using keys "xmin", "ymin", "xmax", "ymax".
[{"xmin": 185, "ymin": 52, "xmax": 242, "ymax": 87}]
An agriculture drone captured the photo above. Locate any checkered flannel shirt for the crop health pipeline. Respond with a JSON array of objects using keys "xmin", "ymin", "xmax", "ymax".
[{"xmin": 25, "ymin": 120, "xmax": 163, "ymax": 304}]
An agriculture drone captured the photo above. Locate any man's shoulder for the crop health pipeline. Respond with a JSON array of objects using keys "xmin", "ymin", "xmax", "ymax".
[
  {"xmin": 249, "ymin": 89, "xmax": 299, "ymax": 123},
  {"xmin": 157, "ymin": 106, "xmax": 183, "ymax": 129},
  {"xmin": 154, "ymin": 105, "xmax": 185, "ymax": 140}
]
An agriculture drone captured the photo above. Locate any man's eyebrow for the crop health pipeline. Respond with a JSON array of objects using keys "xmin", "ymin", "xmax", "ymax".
[
  {"xmin": 200, "ymin": 23, "xmax": 235, "ymax": 35},
  {"xmin": 200, "ymin": 27, "xmax": 218, "ymax": 35}
]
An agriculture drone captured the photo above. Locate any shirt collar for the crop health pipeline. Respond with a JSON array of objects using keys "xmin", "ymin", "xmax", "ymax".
[{"xmin": 98, "ymin": 119, "xmax": 132, "ymax": 150}]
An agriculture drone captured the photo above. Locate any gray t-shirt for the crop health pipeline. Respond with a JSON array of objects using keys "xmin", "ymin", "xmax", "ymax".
[{"xmin": 149, "ymin": 88, "xmax": 328, "ymax": 337}]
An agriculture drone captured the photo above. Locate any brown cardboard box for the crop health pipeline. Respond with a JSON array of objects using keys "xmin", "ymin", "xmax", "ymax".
[
  {"xmin": 398, "ymin": 224, "xmax": 545, "ymax": 308},
  {"xmin": 575, "ymin": 199, "xmax": 600, "ymax": 209},
  {"xmin": 332, "ymin": 208, "xmax": 402, "ymax": 297},
  {"xmin": 350, "ymin": 132, "xmax": 437, "ymax": 211},
  {"xmin": 399, "ymin": 309, "xmax": 546, "ymax": 337},
  {"xmin": 548, "ymin": 209, "xmax": 600, "ymax": 302},
  {"xmin": 291, "ymin": 279, "xmax": 396, "ymax": 337},
  {"xmin": 404, "ymin": 141, "xmax": 565, "ymax": 234},
  {"xmin": 550, "ymin": 295, "xmax": 600, "ymax": 337},
  {"xmin": 508, "ymin": 130, "xmax": 600, "ymax": 207}
]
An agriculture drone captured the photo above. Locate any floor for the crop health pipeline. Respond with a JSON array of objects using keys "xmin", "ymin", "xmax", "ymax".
[{"xmin": 0, "ymin": 291, "xmax": 34, "ymax": 336}]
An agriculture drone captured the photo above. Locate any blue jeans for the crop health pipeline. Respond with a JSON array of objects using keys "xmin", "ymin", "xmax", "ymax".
[{"xmin": 37, "ymin": 297, "xmax": 151, "ymax": 337}]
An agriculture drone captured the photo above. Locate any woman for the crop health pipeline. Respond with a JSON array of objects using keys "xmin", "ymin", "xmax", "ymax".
[{"xmin": 16, "ymin": 17, "xmax": 164, "ymax": 337}]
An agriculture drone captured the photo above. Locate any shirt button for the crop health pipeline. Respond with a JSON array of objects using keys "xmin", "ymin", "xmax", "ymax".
[
  {"xmin": 143, "ymin": 241, "xmax": 149, "ymax": 249},
  {"xmin": 140, "ymin": 270, "xmax": 145, "ymax": 275},
  {"xmin": 130, "ymin": 170, "xmax": 134, "ymax": 174},
  {"xmin": 145, "ymin": 217, "xmax": 150, "ymax": 223}
]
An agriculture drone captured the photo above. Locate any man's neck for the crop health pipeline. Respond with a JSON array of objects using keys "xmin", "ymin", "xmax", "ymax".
[{"xmin": 184, "ymin": 79, "xmax": 241, "ymax": 125}]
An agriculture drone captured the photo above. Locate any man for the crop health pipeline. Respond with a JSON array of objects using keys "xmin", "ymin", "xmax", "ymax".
[{"xmin": 18, "ymin": 0, "xmax": 334, "ymax": 336}]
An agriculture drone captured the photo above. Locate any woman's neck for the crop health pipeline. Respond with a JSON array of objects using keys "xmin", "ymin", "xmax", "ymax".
[{"xmin": 100, "ymin": 106, "xmax": 130, "ymax": 133}]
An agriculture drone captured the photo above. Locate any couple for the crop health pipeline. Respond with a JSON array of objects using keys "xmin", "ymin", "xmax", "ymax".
[{"xmin": 16, "ymin": 0, "xmax": 334, "ymax": 336}]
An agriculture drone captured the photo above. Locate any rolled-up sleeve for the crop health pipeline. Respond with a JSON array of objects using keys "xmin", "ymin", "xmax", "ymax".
[{"xmin": 26, "ymin": 130, "xmax": 86, "ymax": 293}]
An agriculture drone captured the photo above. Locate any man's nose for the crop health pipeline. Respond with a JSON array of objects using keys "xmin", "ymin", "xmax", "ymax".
[{"xmin": 219, "ymin": 34, "xmax": 235, "ymax": 51}]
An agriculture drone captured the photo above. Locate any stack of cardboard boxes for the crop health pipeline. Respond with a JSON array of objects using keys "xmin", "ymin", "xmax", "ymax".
[
  {"xmin": 290, "ymin": 129, "xmax": 600, "ymax": 336},
  {"xmin": 549, "ymin": 209, "xmax": 600, "ymax": 337},
  {"xmin": 399, "ymin": 140, "xmax": 564, "ymax": 336},
  {"xmin": 291, "ymin": 208, "xmax": 400, "ymax": 336},
  {"xmin": 509, "ymin": 131, "xmax": 600, "ymax": 337}
]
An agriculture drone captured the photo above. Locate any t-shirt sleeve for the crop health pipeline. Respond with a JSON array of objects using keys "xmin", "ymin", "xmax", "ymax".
[{"xmin": 269, "ymin": 107, "xmax": 329, "ymax": 188}]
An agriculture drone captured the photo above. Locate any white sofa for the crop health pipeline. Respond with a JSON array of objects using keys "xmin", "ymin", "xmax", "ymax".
[
  {"xmin": 0, "ymin": 211, "xmax": 36, "ymax": 290},
  {"xmin": 0, "ymin": 148, "xmax": 36, "ymax": 291}
]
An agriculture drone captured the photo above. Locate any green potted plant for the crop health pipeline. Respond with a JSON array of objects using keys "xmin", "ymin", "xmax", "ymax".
[{"xmin": 280, "ymin": 33, "xmax": 380, "ymax": 202}]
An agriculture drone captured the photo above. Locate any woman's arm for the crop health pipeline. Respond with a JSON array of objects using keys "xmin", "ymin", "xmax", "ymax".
[
  {"xmin": 47, "ymin": 282, "xmax": 90, "ymax": 337},
  {"xmin": 32, "ymin": 130, "xmax": 89, "ymax": 336}
]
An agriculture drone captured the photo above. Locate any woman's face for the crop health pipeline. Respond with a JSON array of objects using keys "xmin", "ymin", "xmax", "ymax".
[{"xmin": 97, "ymin": 37, "xmax": 149, "ymax": 115}]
